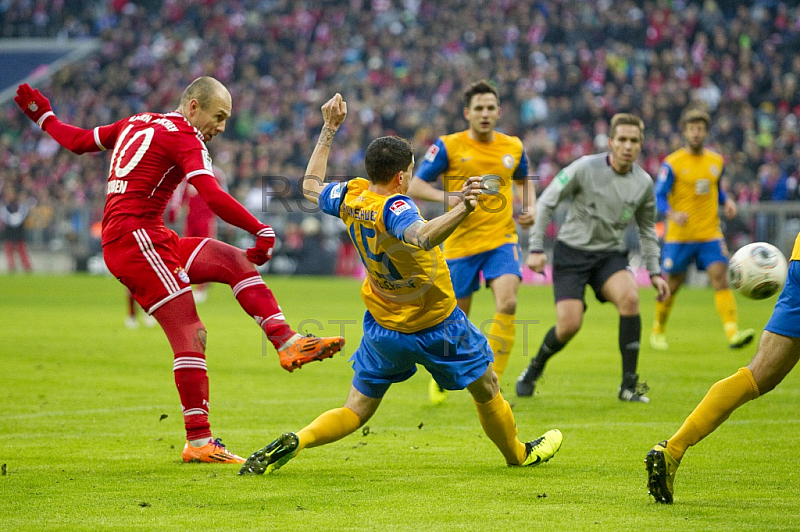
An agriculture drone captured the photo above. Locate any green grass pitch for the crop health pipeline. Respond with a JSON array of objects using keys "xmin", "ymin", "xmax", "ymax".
[{"xmin": 1, "ymin": 274, "xmax": 799, "ymax": 530}]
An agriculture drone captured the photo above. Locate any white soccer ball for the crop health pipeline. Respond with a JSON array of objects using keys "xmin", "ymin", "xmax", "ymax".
[{"xmin": 727, "ymin": 242, "xmax": 788, "ymax": 300}]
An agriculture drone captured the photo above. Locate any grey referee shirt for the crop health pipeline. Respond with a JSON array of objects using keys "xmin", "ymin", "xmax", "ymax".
[{"xmin": 528, "ymin": 152, "xmax": 661, "ymax": 276}]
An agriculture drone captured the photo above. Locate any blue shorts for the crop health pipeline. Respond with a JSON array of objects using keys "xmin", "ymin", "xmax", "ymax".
[
  {"xmin": 351, "ymin": 307, "xmax": 493, "ymax": 398},
  {"xmin": 765, "ymin": 261, "xmax": 800, "ymax": 338},
  {"xmin": 662, "ymin": 240, "xmax": 727, "ymax": 275},
  {"xmin": 446, "ymin": 243, "xmax": 523, "ymax": 299}
]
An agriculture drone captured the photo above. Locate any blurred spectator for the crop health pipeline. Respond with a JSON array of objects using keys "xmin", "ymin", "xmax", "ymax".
[
  {"xmin": 3, "ymin": 0, "xmax": 800, "ymax": 257},
  {"xmin": 0, "ymin": 187, "xmax": 33, "ymax": 272}
]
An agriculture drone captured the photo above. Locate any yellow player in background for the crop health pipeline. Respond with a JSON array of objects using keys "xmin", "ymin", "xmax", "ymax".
[
  {"xmin": 408, "ymin": 80, "xmax": 536, "ymax": 403},
  {"xmin": 651, "ymin": 109, "xmax": 754, "ymax": 350}
]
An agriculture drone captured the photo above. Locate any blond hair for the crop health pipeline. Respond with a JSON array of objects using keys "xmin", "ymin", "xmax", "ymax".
[{"xmin": 679, "ymin": 108, "xmax": 711, "ymax": 130}]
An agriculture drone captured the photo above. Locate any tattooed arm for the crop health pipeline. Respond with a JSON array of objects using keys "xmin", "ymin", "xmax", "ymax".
[
  {"xmin": 402, "ymin": 176, "xmax": 483, "ymax": 250},
  {"xmin": 303, "ymin": 93, "xmax": 347, "ymax": 204}
]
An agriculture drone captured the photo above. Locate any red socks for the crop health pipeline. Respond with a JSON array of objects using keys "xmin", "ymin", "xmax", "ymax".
[
  {"xmin": 233, "ymin": 275, "xmax": 294, "ymax": 349},
  {"xmin": 173, "ymin": 351, "xmax": 211, "ymax": 442}
]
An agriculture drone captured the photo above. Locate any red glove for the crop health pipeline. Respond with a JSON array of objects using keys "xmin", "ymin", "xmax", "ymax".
[
  {"xmin": 14, "ymin": 84, "xmax": 55, "ymax": 129},
  {"xmin": 246, "ymin": 226, "xmax": 276, "ymax": 265}
]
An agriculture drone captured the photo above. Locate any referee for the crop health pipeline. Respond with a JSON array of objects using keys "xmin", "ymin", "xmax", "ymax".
[{"xmin": 516, "ymin": 113, "xmax": 670, "ymax": 402}]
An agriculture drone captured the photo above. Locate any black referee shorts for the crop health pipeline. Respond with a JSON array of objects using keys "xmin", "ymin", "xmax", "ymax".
[{"xmin": 552, "ymin": 240, "xmax": 631, "ymax": 306}]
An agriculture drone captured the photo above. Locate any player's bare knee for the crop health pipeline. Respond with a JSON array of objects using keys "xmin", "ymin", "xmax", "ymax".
[
  {"xmin": 616, "ymin": 291, "xmax": 640, "ymax": 315},
  {"xmin": 467, "ymin": 368, "xmax": 499, "ymax": 403},
  {"xmin": 557, "ymin": 318, "xmax": 582, "ymax": 341},
  {"xmin": 497, "ymin": 297, "xmax": 517, "ymax": 315}
]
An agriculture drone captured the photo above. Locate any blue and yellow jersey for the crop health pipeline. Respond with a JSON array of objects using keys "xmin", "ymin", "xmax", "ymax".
[
  {"xmin": 792, "ymin": 232, "xmax": 800, "ymax": 261},
  {"xmin": 415, "ymin": 130, "xmax": 529, "ymax": 260},
  {"xmin": 319, "ymin": 178, "xmax": 457, "ymax": 333},
  {"xmin": 655, "ymin": 148, "xmax": 727, "ymax": 243}
]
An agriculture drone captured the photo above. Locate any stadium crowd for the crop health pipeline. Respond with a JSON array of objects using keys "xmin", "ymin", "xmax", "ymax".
[{"xmin": 2, "ymin": 0, "xmax": 800, "ymax": 254}]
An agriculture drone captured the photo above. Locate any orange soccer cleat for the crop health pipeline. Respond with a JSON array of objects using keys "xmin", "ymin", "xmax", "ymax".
[
  {"xmin": 278, "ymin": 334, "xmax": 345, "ymax": 372},
  {"xmin": 182, "ymin": 438, "xmax": 245, "ymax": 464}
]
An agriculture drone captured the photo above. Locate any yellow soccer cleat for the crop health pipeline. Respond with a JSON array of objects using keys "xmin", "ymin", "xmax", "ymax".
[
  {"xmin": 729, "ymin": 328, "xmax": 755, "ymax": 349},
  {"xmin": 645, "ymin": 440, "xmax": 680, "ymax": 504},
  {"xmin": 515, "ymin": 429, "xmax": 563, "ymax": 467},
  {"xmin": 182, "ymin": 438, "xmax": 245, "ymax": 464},
  {"xmin": 428, "ymin": 377, "xmax": 448, "ymax": 405},
  {"xmin": 649, "ymin": 332, "xmax": 669, "ymax": 351},
  {"xmin": 279, "ymin": 334, "xmax": 344, "ymax": 372}
]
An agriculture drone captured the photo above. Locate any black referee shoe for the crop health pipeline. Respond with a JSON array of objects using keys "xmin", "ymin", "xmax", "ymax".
[{"xmin": 516, "ymin": 363, "xmax": 542, "ymax": 397}]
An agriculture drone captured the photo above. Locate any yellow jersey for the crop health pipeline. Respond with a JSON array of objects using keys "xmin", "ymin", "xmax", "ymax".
[
  {"xmin": 792, "ymin": 232, "xmax": 800, "ymax": 261},
  {"xmin": 415, "ymin": 130, "xmax": 529, "ymax": 260},
  {"xmin": 319, "ymin": 178, "xmax": 457, "ymax": 333},
  {"xmin": 655, "ymin": 147, "xmax": 727, "ymax": 243}
]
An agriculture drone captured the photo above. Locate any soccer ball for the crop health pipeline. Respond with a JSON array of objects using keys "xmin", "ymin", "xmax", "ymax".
[{"xmin": 727, "ymin": 242, "xmax": 788, "ymax": 300}]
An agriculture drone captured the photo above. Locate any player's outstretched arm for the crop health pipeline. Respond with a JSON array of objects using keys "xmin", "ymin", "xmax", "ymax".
[
  {"xmin": 303, "ymin": 94, "xmax": 347, "ymax": 205},
  {"xmin": 14, "ymin": 83, "xmax": 115, "ymax": 154},
  {"xmin": 403, "ymin": 176, "xmax": 482, "ymax": 250},
  {"xmin": 191, "ymin": 174, "xmax": 275, "ymax": 265}
]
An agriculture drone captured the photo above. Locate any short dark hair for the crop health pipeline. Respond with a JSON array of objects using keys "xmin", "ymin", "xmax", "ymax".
[
  {"xmin": 609, "ymin": 113, "xmax": 644, "ymax": 140},
  {"xmin": 364, "ymin": 136, "xmax": 414, "ymax": 185},
  {"xmin": 463, "ymin": 79, "xmax": 499, "ymax": 109},
  {"xmin": 679, "ymin": 108, "xmax": 711, "ymax": 130}
]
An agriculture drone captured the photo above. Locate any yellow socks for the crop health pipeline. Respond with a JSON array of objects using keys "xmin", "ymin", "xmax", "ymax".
[
  {"xmin": 714, "ymin": 289, "xmax": 739, "ymax": 340},
  {"xmin": 667, "ymin": 367, "xmax": 759, "ymax": 462},
  {"xmin": 487, "ymin": 313, "xmax": 515, "ymax": 380},
  {"xmin": 474, "ymin": 391, "xmax": 527, "ymax": 465},
  {"xmin": 296, "ymin": 407, "xmax": 361, "ymax": 451},
  {"xmin": 653, "ymin": 295, "xmax": 675, "ymax": 334}
]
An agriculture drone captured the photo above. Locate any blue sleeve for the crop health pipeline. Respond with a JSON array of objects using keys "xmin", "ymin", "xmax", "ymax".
[
  {"xmin": 382, "ymin": 195, "xmax": 424, "ymax": 241},
  {"xmin": 415, "ymin": 139, "xmax": 449, "ymax": 182},
  {"xmin": 654, "ymin": 163, "xmax": 674, "ymax": 215},
  {"xmin": 718, "ymin": 165, "xmax": 727, "ymax": 205},
  {"xmin": 318, "ymin": 181, "xmax": 348, "ymax": 218},
  {"xmin": 513, "ymin": 149, "xmax": 530, "ymax": 180}
]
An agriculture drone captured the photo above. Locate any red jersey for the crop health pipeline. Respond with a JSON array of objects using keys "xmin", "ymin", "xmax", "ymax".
[
  {"xmin": 40, "ymin": 108, "xmax": 267, "ymax": 244},
  {"xmin": 94, "ymin": 112, "xmax": 215, "ymax": 245}
]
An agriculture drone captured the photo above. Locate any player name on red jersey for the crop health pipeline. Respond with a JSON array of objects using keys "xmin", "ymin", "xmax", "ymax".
[{"xmin": 107, "ymin": 179, "xmax": 128, "ymax": 195}]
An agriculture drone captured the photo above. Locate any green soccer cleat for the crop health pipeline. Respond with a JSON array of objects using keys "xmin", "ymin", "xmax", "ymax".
[
  {"xmin": 645, "ymin": 440, "xmax": 680, "ymax": 504},
  {"xmin": 513, "ymin": 429, "xmax": 563, "ymax": 467},
  {"xmin": 729, "ymin": 328, "xmax": 755, "ymax": 349},
  {"xmin": 239, "ymin": 433, "xmax": 299, "ymax": 476},
  {"xmin": 428, "ymin": 377, "xmax": 448, "ymax": 405},
  {"xmin": 649, "ymin": 332, "xmax": 669, "ymax": 351}
]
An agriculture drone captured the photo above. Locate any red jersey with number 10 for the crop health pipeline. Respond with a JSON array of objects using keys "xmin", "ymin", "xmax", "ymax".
[{"xmin": 93, "ymin": 111, "xmax": 215, "ymax": 245}]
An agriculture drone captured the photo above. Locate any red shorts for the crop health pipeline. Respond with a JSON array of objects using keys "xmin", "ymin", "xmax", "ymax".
[{"xmin": 104, "ymin": 228, "xmax": 207, "ymax": 314}]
